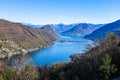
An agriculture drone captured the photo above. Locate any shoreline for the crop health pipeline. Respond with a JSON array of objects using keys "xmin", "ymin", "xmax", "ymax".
[{"xmin": 0, "ymin": 41, "xmax": 55, "ymax": 59}]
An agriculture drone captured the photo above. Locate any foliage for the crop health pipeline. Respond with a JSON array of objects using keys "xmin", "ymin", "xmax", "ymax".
[
  {"xmin": 99, "ymin": 54, "xmax": 117, "ymax": 80},
  {"xmin": 20, "ymin": 65, "xmax": 38, "ymax": 80},
  {"xmin": 0, "ymin": 67, "xmax": 20, "ymax": 80},
  {"xmin": 0, "ymin": 33, "xmax": 120, "ymax": 80}
]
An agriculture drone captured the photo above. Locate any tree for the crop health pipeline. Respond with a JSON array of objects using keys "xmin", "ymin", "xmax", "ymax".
[
  {"xmin": 20, "ymin": 65, "xmax": 38, "ymax": 80},
  {"xmin": 99, "ymin": 54, "xmax": 117, "ymax": 80}
]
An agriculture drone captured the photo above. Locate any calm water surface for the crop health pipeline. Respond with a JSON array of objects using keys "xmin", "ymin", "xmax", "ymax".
[
  {"xmin": 30, "ymin": 36, "xmax": 92, "ymax": 66},
  {"xmin": 2, "ymin": 36, "xmax": 92, "ymax": 66}
]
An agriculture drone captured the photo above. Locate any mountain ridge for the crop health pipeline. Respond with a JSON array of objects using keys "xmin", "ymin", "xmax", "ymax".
[
  {"xmin": 84, "ymin": 20, "xmax": 120, "ymax": 40},
  {"xmin": 23, "ymin": 23, "xmax": 104, "ymax": 36},
  {"xmin": 61, "ymin": 23, "xmax": 103, "ymax": 36}
]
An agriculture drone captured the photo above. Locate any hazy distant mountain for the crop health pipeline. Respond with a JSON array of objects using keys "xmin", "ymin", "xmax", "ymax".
[
  {"xmin": 61, "ymin": 23, "xmax": 103, "ymax": 36},
  {"xmin": 41, "ymin": 25, "xmax": 58, "ymax": 37},
  {"xmin": 21, "ymin": 23, "xmax": 43, "ymax": 28},
  {"xmin": 41, "ymin": 25, "xmax": 54, "ymax": 34},
  {"xmin": 22, "ymin": 23, "xmax": 75, "ymax": 34},
  {"xmin": 84, "ymin": 20, "xmax": 120, "ymax": 40},
  {"xmin": 51, "ymin": 23, "xmax": 75, "ymax": 34},
  {"xmin": 22, "ymin": 23, "xmax": 103, "ymax": 37}
]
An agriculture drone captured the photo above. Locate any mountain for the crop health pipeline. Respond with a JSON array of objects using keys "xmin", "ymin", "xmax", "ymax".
[
  {"xmin": 51, "ymin": 23, "xmax": 75, "ymax": 34},
  {"xmin": 41, "ymin": 25, "xmax": 55, "ymax": 34},
  {"xmin": 22, "ymin": 23, "xmax": 103, "ymax": 37},
  {"xmin": 41, "ymin": 25, "xmax": 58, "ymax": 37},
  {"xmin": 84, "ymin": 20, "xmax": 120, "ymax": 40},
  {"xmin": 21, "ymin": 23, "xmax": 43, "ymax": 28},
  {"xmin": 22, "ymin": 23, "xmax": 75, "ymax": 35},
  {"xmin": 113, "ymin": 30, "xmax": 120, "ymax": 36},
  {"xmin": 61, "ymin": 23, "xmax": 103, "ymax": 36},
  {"xmin": 0, "ymin": 19, "xmax": 56, "ymax": 58}
]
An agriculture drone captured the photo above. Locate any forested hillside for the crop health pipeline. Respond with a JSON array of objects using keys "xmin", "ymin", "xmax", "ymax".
[{"xmin": 0, "ymin": 19, "xmax": 57, "ymax": 58}]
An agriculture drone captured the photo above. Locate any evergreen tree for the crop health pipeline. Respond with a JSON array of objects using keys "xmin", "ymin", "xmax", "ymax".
[{"xmin": 99, "ymin": 54, "xmax": 117, "ymax": 80}]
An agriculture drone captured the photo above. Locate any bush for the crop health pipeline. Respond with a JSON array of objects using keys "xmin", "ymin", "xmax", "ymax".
[
  {"xmin": 0, "ymin": 67, "xmax": 20, "ymax": 80},
  {"xmin": 20, "ymin": 65, "xmax": 38, "ymax": 80},
  {"xmin": 99, "ymin": 54, "xmax": 117, "ymax": 80}
]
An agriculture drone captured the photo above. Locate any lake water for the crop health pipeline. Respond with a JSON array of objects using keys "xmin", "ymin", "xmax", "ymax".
[
  {"xmin": 3, "ymin": 36, "xmax": 92, "ymax": 66},
  {"xmin": 30, "ymin": 36, "xmax": 92, "ymax": 66}
]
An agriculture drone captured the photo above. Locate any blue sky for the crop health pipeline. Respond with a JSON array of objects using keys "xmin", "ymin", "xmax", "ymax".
[{"xmin": 0, "ymin": 0, "xmax": 120, "ymax": 24}]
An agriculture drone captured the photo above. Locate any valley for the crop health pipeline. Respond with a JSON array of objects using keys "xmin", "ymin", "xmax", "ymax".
[
  {"xmin": 0, "ymin": 0, "xmax": 120, "ymax": 80},
  {"xmin": 3, "ymin": 36, "xmax": 92, "ymax": 66},
  {"xmin": 0, "ymin": 19, "xmax": 120, "ymax": 80}
]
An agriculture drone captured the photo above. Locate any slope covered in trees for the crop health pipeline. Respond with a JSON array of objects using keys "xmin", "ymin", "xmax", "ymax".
[
  {"xmin": 1, "ymin": 33, "xmax": 120, "ymax": 80},
  {"xmin": 0, "ymin": 19, "xmax": 57, "ymax": 58}
]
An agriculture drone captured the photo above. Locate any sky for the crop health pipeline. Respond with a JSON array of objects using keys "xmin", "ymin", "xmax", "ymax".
[{"xmin": 0, "ymin": 0, "xmax": 120, "ymax": 24}]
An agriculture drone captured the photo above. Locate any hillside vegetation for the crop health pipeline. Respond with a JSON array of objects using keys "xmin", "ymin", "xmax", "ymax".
[
  {"xmin": 0, "ymin": 19, "xmax": 56, "ymax": 58},
  {"xmin": 0, "ymin": 33, "xmax": 120, "ymax": 80}
]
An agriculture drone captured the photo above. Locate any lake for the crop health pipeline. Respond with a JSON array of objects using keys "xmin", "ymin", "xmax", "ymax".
[
  {"xmin": 3, "ymin": 36, "xmax": 92, "ymax": 66},
  {"xmin": 30, "ymin": 36, "xmax": 92, "ymax": 66}
]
